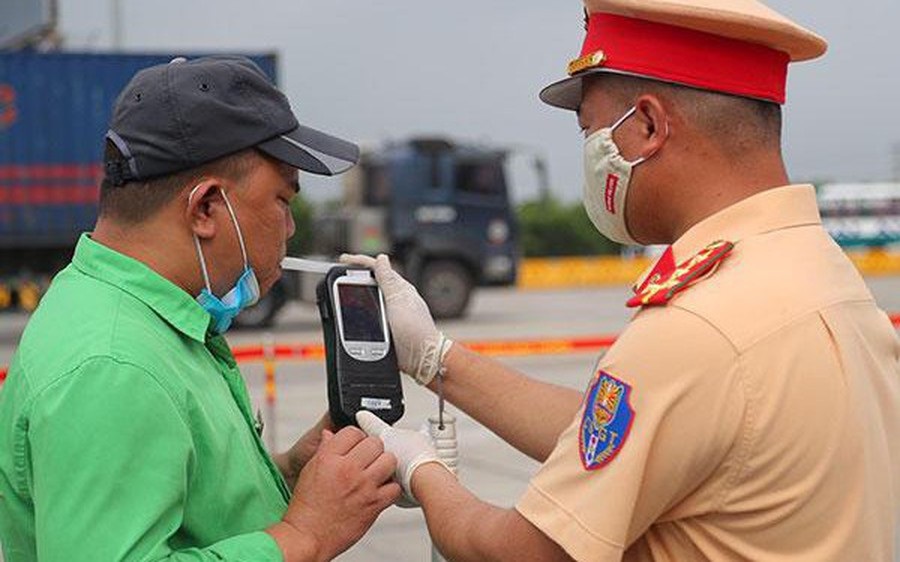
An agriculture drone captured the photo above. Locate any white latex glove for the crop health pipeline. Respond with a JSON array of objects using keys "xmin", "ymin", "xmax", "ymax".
[
  {"xmin": 356, "ymin": 411, "xmax": 451, "ymax": 506},
  {"xmin": 340, "ymin": 253, "xmax": 452, "ymax": 385}
]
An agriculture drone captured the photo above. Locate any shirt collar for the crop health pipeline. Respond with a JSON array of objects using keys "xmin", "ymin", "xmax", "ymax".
[
  {"xmin": 72, "ymin": 233, "xmax": 211, "ymax": 343},
  {"xmin": 634, "ymin": 184, "xmax": 821, "ymax": 289}
]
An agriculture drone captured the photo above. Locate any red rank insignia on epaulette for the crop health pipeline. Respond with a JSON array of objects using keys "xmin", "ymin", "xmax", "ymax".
[{"xmin": 626, "ymin": 240, "xmax": 734, "ymax": 308}]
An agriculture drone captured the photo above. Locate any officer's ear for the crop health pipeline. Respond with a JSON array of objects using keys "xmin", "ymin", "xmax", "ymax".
[
  {"xmin": 185, "ymin": 180, "xmax": 225, "ymax": 240},
  {"xmin": 632, "ymin": 94, "xmax": 670, "ymax": 157}
]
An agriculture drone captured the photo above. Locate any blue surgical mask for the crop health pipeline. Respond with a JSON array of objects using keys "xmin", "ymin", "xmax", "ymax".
[{"xmin": 189, "ymin": 186, "xmax": 260, "ymax": 334}]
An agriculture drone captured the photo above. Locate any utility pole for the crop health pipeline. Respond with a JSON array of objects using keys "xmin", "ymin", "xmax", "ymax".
[
  {"xmin": 534, "ymin": 156, "xmax": 550, "ymax": 202},
  {"xmin": 111, "ymin": 0, "xmax": 123, "ymax": 49},
  {"xmin": 41, "ymin": 0, "xmax": 61, "ymax": 50},
  {"xmin": 892, "ymin": 142, "xmax": 900, "ymax": 182}
]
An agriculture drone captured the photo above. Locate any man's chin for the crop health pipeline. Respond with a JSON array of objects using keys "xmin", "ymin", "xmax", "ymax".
[
  {"xmin": 258, "ymin": 268, "xmax": 283, "ymax": 297},
  {"xmin": 258, "ymin": 282, "xmax": 276, "ymax": 298}
]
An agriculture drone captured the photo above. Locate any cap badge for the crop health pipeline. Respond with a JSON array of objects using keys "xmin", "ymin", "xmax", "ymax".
[
  {"xmin": 567, "ymin": 50, "xmax": 606, "ymax": 77},
  {"xmin": 627, "ymin": 240, "xmax": 734, "ymax": 308},
  {"xmin": 579, "ymin": 370, "xmax": 634, "ymax": 471}
]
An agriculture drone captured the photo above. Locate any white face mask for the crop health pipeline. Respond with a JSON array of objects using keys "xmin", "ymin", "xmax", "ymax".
[{"xmin": 582, "ymin": 106, "xmax": 664, "ymax": 245}]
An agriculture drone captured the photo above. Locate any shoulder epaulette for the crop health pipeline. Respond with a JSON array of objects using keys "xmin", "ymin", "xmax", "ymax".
[{"xmin": 626, "ymin": 240, "xmax": 734, "ymax": 308}]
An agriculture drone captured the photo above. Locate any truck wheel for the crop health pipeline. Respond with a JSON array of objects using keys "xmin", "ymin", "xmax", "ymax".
[
  {"xmin": 17, "ymin": 281, "xmax": 42, "ymax": 312},
  {"xmin": 420, "ymin": 260, "xmax": 473, "ymax": 319},
  {"xmin": 234, "ymin": 283, "xmax": 286, "ymax": 329},
  {"xmin": 0, "ymin": 283, "xmax": 12, "ymax": 310}
]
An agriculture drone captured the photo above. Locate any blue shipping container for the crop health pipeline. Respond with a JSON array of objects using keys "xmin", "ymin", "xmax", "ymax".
[{"xmin": 0, "ymin": 51, "xmax": 277, "ymax": 248}]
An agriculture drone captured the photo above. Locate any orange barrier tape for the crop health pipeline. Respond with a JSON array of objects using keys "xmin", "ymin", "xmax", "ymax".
[
  {"xmin": 2, "ymin": 314, "xmax": 899, "ymax": 382},
  {"xmin": 229, "ymin": 335, "xmax": 621, "ymax": 364},
  {"xmin": 232, "ymin": 344, "xmax": 326, "ymax": 363}
]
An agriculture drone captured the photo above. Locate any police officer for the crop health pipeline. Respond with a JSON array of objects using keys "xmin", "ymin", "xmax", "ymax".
[{"xmin": 347, "ymin": 0, "xmax": 900, "ymax": 559}]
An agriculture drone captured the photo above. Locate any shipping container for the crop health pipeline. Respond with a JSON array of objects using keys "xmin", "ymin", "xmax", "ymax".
[{"xmin": 0, "ymin": 51, "xmax": 277, "ymax": 307}]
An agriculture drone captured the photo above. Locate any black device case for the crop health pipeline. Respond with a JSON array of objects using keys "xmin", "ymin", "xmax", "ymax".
[{"xmin": 317, "ymin": 266, "xmax": 404, "ymax": 428}]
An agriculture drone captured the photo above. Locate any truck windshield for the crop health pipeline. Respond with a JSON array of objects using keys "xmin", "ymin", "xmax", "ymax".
[
  {"xmin": 455, "ymin": 160, "xmax": 506, "ymax": 197},
  {"xmin": 363, "ymin": 164, "xmax": 391, "ymax": 206}
]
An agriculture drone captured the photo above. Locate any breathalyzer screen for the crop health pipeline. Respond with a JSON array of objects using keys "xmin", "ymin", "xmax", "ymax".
[{"xmin": 338, "ymin": 284, "xmax": 386, "ymax": 342}]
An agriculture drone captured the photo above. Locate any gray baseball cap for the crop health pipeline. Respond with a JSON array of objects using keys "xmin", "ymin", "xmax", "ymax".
[{"xmin": 104, "ymin": 55, "xmax": 359, "ymax": 185}]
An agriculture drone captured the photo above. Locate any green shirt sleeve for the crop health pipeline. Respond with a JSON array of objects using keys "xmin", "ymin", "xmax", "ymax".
[{"xmin": 26, "ymin": 357, "xmax": 283, "ymax": 562}]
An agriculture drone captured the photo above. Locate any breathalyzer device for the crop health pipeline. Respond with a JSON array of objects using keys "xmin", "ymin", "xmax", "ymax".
[{"xmin": 316, "ymin": 266, "xmax": 404, "ymax": 428}]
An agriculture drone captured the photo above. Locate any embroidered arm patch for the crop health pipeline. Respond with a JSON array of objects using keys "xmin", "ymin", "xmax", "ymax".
[{"xmin": 579, "ymin": 370, "xmax": 635, "ymax": 470}]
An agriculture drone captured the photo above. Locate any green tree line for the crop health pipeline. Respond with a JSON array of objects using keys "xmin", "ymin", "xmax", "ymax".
[{"xmin": 517, "ymin": 196, "xmax": 621, "ymax": 257}]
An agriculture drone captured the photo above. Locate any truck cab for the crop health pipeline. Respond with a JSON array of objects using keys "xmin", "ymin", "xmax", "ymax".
[{"xmin": 314, "ymin": 137, "xmax": 519, "ymax": 319}]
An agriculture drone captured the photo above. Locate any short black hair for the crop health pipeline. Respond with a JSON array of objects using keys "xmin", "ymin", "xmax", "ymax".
[
  {"xmin": 98, "ymin": 143, "xmax": 257, "ymax": 224},
  {"xmin": 586, "ymin": 73, "xmax": 783, "ymax": 156}
]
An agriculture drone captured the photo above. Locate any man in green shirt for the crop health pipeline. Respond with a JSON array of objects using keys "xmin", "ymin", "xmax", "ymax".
[{"xmin": 0, "ymin": 56, "xmax": 400, "ymax": 561}]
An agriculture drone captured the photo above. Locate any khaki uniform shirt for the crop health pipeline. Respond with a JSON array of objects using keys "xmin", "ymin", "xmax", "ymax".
[{"xmin": 517, "ymin": 185, "xmax": 900, "ymax": 561}]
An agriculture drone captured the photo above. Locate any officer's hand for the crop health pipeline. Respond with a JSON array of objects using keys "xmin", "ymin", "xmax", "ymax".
[
  {"xmin": 277, "ymin": 425, "xmax": 400, "ymax": 561},
  {"xmin": 340, "ymin": 253, "xmax": 453, "ymax": 385},
  {"xmin": 356, "ymin": 411, "xmax": 452, "ymax": 507}
]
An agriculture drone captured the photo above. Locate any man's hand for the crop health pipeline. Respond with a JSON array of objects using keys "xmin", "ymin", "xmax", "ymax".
[
  {"xmin": 356, "ymin": 411, "xmax": 452, "ymax": 506},
  {"xmin": 340, "ymin": 253, "xmax": 452, "ymax": 385},
  {"xmin": 273, "ymin": 412, "xmax": 334, "ymax": 489},
  {"xmin": 268, "ymin": 425, "xmax": 400, "ymax": 562}
]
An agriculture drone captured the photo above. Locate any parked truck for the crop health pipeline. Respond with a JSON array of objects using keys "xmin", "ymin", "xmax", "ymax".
[
  {"xmin": 1, "ymin": 52, "xmax": 524, "ymax": 322},
  {"xmin": 242, "ymin": 137, "xmax": 521, "ymax": 327}
]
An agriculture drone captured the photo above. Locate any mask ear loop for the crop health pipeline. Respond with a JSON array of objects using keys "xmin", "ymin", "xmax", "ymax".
[
  {"xmin": 188, "ymin": 185, "xmax": 214, "ymax": 293},
  {"xmin": 609, "ymin": 107, "xmax": 648, "ymax": 166},
  {"xmin": 218, "ymin": 189, "xmax": 250, "ymax": 271},
  {"xmin": 611, "ymin": 106, "xmax": 670, "ymax": 167},
  {"xmin": 610, "ymin": 106, "xmax": 637, "ymax": 131}
]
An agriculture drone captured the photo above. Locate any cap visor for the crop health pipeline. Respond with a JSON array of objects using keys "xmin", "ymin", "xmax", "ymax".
[
  {"xmin": 257, "ymin": 124, "xmax": 360, "ymax": 176},
  {"xmin": 539, "ymin": 75, "xmax": 585, "ymax": 111}
]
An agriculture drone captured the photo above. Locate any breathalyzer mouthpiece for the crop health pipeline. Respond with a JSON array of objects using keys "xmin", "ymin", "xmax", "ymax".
[{"xmin": 281, "ymin": 256, "xmax": 343, "ymax": 274}]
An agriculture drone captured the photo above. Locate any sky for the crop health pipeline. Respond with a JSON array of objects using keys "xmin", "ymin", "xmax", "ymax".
[{"xmin": 54, "ymin": 0, "xmax": 900, "ymax": 202}]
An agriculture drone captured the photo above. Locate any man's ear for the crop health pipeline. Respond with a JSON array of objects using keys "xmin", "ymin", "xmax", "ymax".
[
  {"xmin": 633, "ymin": 94, "xmax": 670, "ymax": 158},
  {"xmin": 185, "ymin": 180, "xmax": 223, "ymax": 240}
]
